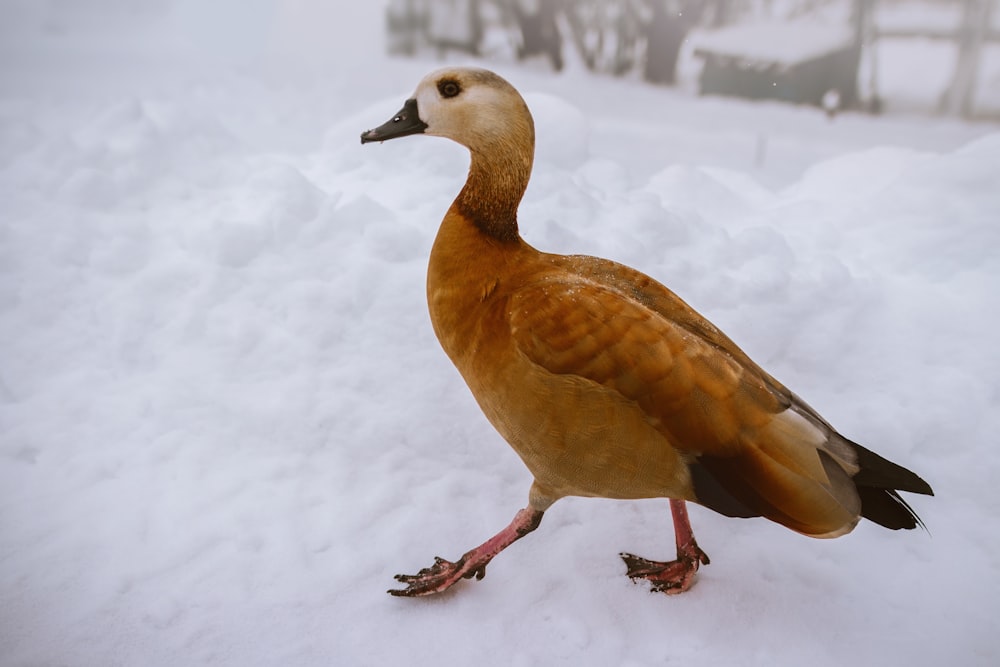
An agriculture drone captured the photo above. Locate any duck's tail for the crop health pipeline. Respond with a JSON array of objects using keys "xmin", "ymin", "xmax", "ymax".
[
  {"xmin": 689, "ymin": 413, "xmax": 933, "ymax": 538},
  {"xmin": 848, "ymin": 439, "xmax": 934, "ymax": 530}
]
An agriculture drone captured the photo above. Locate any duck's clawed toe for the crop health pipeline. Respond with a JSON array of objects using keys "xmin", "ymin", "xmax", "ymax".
[
  {"xmin": 388, "ymin": 508, "xmax": 544, "ymax": 597},
  {"xmin": 387, "ymin": 556, "xmax": 486, "ymax": 597},
  {"xmin": 620, "ymin": 545, "xmax": 710, "ymax": 595}
]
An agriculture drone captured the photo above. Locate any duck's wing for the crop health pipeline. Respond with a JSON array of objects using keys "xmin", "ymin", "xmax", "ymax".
[
  {"xmin": 560, "ymin": 254, "xmax": 806, "ymax": 412},
  {"xmin": 509, "ymin": 259, "xmax": 869, "ymax": 537},
  {"xmin": 556, "ymin": 254, "xmax": 932, "ymax": 524}
]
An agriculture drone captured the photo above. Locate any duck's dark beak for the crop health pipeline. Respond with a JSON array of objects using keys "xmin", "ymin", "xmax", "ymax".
[{"xmin": 360, "ymin": 98, "xmax": 428, "ymax": 144}]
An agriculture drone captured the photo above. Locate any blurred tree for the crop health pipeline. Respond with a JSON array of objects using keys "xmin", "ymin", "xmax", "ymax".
[
  {"xmin": 643, "ymin": 0, "xmax": 705, "ymax": 84},
  {"xmin": 940, "ymin": 0, "xmax": 994, "ymax": 117},
  {"xmin": 512, "ymin": 0, "xmax": 565, "ymax": 70}
]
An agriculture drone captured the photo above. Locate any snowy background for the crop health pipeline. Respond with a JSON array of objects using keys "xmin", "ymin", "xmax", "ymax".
[{"xmin": 2, "ymin": 1, "xmax": 999, "ymax": 665}]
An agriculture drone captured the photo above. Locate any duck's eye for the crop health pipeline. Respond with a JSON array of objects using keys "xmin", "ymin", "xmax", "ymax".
[{"xmin": 438, "ymin": 79, "xmax": 461, "ymax": 99}]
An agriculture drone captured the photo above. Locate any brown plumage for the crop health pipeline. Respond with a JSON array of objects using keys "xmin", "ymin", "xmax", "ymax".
[{"xmin": 360, "ymin": 67, "xmax": 933, "ymax": 597}]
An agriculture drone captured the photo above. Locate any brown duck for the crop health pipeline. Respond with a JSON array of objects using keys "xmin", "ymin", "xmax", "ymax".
[{"xmin": 360, "ymin": 67, "xmax": 932, "ymax": 597}]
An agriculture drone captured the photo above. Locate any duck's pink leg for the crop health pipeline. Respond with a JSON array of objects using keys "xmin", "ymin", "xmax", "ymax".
[
  {"xmin": 621, "ymin": 499, "xmax": 710, "ymax": 594},
  {"xmin": 389, "ymin": 507, "xmax": 544, "ymax": 597}
]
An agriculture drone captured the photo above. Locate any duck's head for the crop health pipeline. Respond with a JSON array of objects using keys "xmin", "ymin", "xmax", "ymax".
[{"xmin": 360, "ymin": 67, "xmax": 534, "ymax": 154}]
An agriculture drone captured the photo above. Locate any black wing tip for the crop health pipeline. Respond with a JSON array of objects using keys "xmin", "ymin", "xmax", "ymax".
[
  {"xmin": 858, "ymin": 487, "xmax": 930, "ymax": 532},
  {"xmin": 849, "ymin": 440, "xmax": 934, "ymax": 496},
  {"xmin": 839, "ymin": 437, "xmax": 933, "ymax": 531}
]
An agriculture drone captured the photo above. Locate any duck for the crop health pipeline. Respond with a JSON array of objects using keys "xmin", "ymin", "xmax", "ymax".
[{"xmin": 360, "ymin": 67, "xmax": 933, "ymax": 597}]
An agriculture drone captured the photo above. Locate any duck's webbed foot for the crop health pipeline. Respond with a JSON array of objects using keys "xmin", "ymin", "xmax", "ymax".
[
  {"xmin": 389, "ymin": 555, "xmax": 488, "ymax": 597},
  {"xmin": 620, "ymin": 544, "xmax": 709, "ymax": 594},
  {"xmin": 621, "ymin": 498, "xmax": 710, "ymax": 595},
  {"xmin": 388, "ymin": 507, "xmax": 544, "ymax": 597}
]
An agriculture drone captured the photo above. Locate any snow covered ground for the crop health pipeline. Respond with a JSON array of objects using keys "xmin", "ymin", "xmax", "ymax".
[{"xmin": 2, "ymin": 2, "xmax": 999, "ymax": 665}]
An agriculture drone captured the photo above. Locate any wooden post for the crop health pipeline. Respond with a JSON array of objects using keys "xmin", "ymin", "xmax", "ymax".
[{"xmin": 858, "ymin": 0, "xmax": 882, "ymax": 113}]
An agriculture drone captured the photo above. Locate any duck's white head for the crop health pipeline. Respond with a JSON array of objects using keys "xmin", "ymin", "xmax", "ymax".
[{"xmin": 361, "ymin": 67, "xmax": 534, "ymax": 155}]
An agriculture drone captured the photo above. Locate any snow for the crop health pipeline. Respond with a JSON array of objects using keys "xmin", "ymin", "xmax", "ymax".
[
  {"xmin": 2, "ymin": 2, "xmax": 999, "ymax": 666},
  {"xmin": 874, "ymin": 0, "xmax": 963, "ymax": 33},
  {"xmin": 690, "ymin": 20, "xmax": 854, "ymax": 66}
]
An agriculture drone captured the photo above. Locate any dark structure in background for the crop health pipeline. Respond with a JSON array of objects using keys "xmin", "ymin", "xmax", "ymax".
[
  {"xmin": 386, "ymin": 0, "xmax": 999, "ymax": 118},
  {"xmin": 693, "ymin": 2, "xmax": 865, "ymax": 111}
]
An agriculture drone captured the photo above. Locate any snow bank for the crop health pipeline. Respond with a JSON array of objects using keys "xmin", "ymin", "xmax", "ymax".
[{"xmin": 1, "ymin": 3, "xmax": 998, "ymax": 666}]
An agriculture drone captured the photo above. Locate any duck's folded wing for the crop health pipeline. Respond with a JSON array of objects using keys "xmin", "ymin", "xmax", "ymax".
[
  {"xmin": 508, "ymin": 277, "xmax": 865, "ymax": 537},
  {"xmin": 560, "ymin": 254, "xmax": 806, "ymax": 408}
]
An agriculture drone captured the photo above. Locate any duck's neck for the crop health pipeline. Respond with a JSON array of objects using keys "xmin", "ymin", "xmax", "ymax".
[{"xmin": 453, "ymin": 138, "xmax": 534, "ymax": 243}]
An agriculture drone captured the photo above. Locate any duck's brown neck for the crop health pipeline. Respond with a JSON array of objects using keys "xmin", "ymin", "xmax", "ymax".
[{"xmin": 453, "ymin": 139, "xmax": 533, "ymax": 243}]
